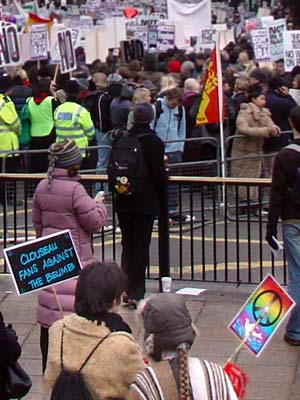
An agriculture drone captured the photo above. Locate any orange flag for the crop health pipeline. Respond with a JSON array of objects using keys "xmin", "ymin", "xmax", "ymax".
[{"xmin": 196, "ymin": 45, "xmax": 224, "ymax": 125}]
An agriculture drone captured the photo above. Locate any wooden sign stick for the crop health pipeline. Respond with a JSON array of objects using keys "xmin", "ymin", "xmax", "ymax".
[
  {"xmin": 52, "ymin": 286, "xmax": 64, "ymax": 319},
  {"xmin": 225, "ymin": 305, "xmax": 270, "ymax": 365}
]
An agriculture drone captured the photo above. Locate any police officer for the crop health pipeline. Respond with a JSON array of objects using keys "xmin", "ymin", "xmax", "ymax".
[
  {"xmin": 0, "ymin": 74, "xmax": 21, "ymax": 205},
  {"xmin": 54, "ymin": 80, "xmax": 95, "ymax": 169}
]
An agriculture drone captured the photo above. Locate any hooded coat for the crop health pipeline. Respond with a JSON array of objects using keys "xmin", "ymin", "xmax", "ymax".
[{"xmin": 33, "ymin": 169, "xmax": 107, "ymax": 328}]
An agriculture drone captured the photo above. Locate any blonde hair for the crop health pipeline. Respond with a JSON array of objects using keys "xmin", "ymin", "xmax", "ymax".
[
  {"xmin": 132, "ymin": 87, "xmax": 151, "ymax": 106},
  {"xmin": 234, "ymin": 78, "xmax": 249, "ymax": 93},
  {"xmin": 159, "ymin": 75, "xmax": 177, "ymax": 94}
]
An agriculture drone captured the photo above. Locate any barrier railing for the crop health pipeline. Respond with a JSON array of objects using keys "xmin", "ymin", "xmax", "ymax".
[{"xmin": 0, "ymin": 173, "xmax": 287, "ymax": 286}]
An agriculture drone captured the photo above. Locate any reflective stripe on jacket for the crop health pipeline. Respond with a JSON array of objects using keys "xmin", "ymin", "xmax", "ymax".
[{"xmin": 54, "ymin": 102, "xmax": 95, "ymax": 155}]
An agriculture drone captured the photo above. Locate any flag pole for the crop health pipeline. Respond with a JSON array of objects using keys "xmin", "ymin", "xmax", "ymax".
[
  {"xmin": 216, "ymin": 32, "xmax": 225, "ymax": 179},
  {"xmin": 215, "ymin": 32, "xmax": 226, "ymax": 212}
]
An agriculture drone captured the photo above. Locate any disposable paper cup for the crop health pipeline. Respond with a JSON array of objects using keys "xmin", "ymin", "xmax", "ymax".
[{"xmin": 161, "ymin": 276, "xmax": 172, "ymax": 293}]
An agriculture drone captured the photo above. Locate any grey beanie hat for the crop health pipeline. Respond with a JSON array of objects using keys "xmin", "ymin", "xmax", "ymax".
[
  {"xmin": 133, "ymin": 101, "xmax": 154, "ymax": 125},
  {"xmin": 143, "ymin": 293, "xmax": 195, "ymax": 357}
]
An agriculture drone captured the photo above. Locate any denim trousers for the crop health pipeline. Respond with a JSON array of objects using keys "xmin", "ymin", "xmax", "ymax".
[
  {"xmin": 282, "ymin": 223, "xmax": 300, "ymax": 340},
  {"xmin": 95, "ymin": 129, "xmax": 113, "ymax": 172},
  {"xmin": 167, "ymin": 151, "xmax": 182, "ymax": 214}
]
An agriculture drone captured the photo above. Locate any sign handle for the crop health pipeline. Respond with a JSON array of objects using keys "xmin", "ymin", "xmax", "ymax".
[
  {"xmin": 53, "ymin": 64, "xmax": 60, "ymax": 83},
  {"xmin": 52, "ymin": 286, "xmax": 64, "ymax": 319}
]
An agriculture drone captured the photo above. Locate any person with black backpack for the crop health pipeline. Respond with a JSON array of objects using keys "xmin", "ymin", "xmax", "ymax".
[
  {"xmin": 108, "ymin": 102, "xmax": 168, "ymax": 307},
  {"xmin": 45, "ymin": 261, "xmax": 145, "ymax": 400}
]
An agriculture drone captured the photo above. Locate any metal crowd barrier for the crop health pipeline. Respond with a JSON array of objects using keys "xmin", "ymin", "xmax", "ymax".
[{"xmin": 0, "ymin": 173, "xmax": 287, "ymax": 286}]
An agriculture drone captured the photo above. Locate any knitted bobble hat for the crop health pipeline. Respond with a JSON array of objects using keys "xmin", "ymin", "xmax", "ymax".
[{"xmin": 47, "ymin": 140, "xmax": 82, "ymax": 188}]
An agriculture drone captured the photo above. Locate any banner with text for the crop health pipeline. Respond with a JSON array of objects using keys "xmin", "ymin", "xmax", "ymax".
[
  {"xmin": 30, "ymin": 24, "xmax": 48, "ymax": 60},
  {"xmin": 283, "ymin": 30, "xmax": 300, "ymax": 72},
  {"xmin": 3, "ymin": 230, "xmax": 82, "ymax": 295},
  {"xmin": 262, "ymin": 18, "xmax": 286, "ymax": 61},
  {"xmin": 0, "ymin": 24, "xmax": 21, "ymax": 67},
  {"xmin": 251, "ymin": 28, "xmax": 271, "ymax": 61}
]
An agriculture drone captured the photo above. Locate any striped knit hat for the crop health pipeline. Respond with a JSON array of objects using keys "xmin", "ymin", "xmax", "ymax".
[
  {"xmin": 49, "ymin": 139, "xmax": 82, "ymax": 168},
  {"xmin": 47, "ymin": 140, "xmax": 82, "ymax": 188}
]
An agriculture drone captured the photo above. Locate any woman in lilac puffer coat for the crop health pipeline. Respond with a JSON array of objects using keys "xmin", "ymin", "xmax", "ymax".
[{"xmin": 32, "ymin": 139, "xmax": 107, "ymax": 372}]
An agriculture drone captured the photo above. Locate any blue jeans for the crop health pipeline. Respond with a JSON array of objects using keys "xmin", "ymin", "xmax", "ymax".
[
  {"xmin": 167, "ymin": 151, "xmax": 182, "ymax": 214},
  {"xmin": 283, "ymin": 223, "xmax": 300, "ymax": 340},
  {"xmin": 95, "ymin": 129, "xmax": 113, "ymax": 172}
]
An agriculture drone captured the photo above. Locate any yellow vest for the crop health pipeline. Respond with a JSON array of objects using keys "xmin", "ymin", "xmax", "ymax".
[
  {"xmin": 28, "ymin": 96, "xmax": 54, "ymax": 137},
  {"xmin": 0, "ymin": 94, "xmax": 20, "ymax": 157}
]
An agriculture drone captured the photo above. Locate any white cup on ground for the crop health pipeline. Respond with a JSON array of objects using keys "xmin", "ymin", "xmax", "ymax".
[{"xmin": 161, "ymin": 276, "xmax": 172, "ymax": 293}]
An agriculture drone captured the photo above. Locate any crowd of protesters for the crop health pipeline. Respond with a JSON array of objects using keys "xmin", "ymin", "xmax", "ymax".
[{"xmin": 1, "ymin": 36, "xmax": 300, "ymax": 183}]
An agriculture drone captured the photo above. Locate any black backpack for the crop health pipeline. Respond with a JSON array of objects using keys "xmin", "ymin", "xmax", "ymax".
[
  {"xmin": 107, "ymin": 130, "xmax": 149, "ymax": 196},
  {"xmin": 50, "ymin": 329, "xmax": 110, "ymax": 400}
]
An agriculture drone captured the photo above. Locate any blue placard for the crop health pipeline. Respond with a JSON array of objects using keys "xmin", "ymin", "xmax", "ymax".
[{"xmin": 3, "ymin": 230, "xmax": 82, "ymax": 295}]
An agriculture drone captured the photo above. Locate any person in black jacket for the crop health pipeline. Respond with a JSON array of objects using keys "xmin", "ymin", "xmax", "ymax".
[
  {"xmin": 115, "ymin": 102, "xmax": 168, "ymax": 307},
  {"xmin": 0, "ymin": 311, "xmax": 22, "ymax": 400},
  {"xmin": 266, "ymin": 106, "xmax": 300, "ymax": 346},
  {"xmin": 264, "ymin": 76, "xmax": 297, "ymax": 176}
]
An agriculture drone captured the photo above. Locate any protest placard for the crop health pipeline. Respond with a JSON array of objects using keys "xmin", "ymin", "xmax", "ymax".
[
  {"xmin": 120, "ymin": 39, "xmax": 144, "ymax": 63},
  {"xmin": 157, "ymin": 25, "xmax": 175, "ymax": 52},
  {"xmin": 251, "ymin": 28, "xmax": 271, "ymax": 61},
  {"xmin": 3, "ymin": 230, "xmax": 82, "ymax": 295},
  {"xmin": 130, "ymin": 25, "xmax": 148, "ymax": 50},
  {"xmin": 283, "ymin": 30, "xmax": 300, "ymax": 72},
  {"xmin": 228, "ymin": 274, "xmax": 295, "ymax": 357},
  {"xmin": 0, "ymin": 24, "xmax": 21, "ymax": 67},
  {"xmin": 262, "ymin": 18, "xmax": 286, "ymax": 61},
  {"xmin": 57, "ymin": 28, "xmax": 77, "ymax": 73},
  {"xmin": 51, "ymin": 28, "xmax": 78, "ymax": 64},
  {"xmin": 30, "ymin": 24, "xmax": 48, "ymax": 60},
  {"xmin": 196, "ymin": 28, "xmax": 216, "ymax": 51}
]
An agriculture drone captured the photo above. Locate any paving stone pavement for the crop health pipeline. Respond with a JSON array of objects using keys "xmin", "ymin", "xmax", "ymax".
[{"xmin": 1, "ymin": 274, "xmax": 300, "ymax": 400}]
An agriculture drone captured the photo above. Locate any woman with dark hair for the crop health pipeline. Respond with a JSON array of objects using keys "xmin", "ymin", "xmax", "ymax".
[
  {"xmin": 33, "ymin": 139, "xmax": 107, "ymax": 372},
  {"xmin": 45, "ymin": 261, "xmax": 145, "ymax": 400},
  {"xmin": 0, "ymin": 312, "xmax": 22, "ymax": 400},
  {"xmin": 231, "ymin": 89, "xmax": 280, "ymax": 208},
  {"xmin": 128, "ymin": 294, "xmax": 238, "ymax": 400},
  {"xmin": 28, "ymin": 77, "xmax": 59, "ymax": 172}
]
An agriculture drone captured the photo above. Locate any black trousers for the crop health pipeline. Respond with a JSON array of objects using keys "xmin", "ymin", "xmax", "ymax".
[
  {"xmin": 118, "ymin": 213, "xmax": 155, "ymax": 300},
  {"xmin": 40, "ymin": 326, "xmax": 49, "ymax": 373}
]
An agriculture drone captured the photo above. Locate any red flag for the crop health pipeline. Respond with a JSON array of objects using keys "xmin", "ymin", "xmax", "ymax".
[
  {"xmin": 27, "ymin": 12, "xmax": 53, "ymax": 25},
  {"xmin": 123, "ymin": 7, "xmax": 139, "ymax": 18},
  {"xmin": 196, "ymin": 45, "xmax": 224, "ymax": 125}
]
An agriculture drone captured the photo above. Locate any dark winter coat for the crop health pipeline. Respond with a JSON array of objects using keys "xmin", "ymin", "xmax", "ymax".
[
  {"xmin": 115, "ymin": 124, "xmax": 168, "ymax": 216},
  {"xmin": 0, "ymin": 312, "xmax": 22, "ymax": 400},
  {"xmin": 267, "ymin": 138, "xmax": 300, "ymax": 236},
  {"xmin": 264, "ymin": 90, "xmax": 296, "ymax": 152}
]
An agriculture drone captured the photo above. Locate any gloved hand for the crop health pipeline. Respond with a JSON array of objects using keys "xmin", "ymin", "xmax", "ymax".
[
  {"xmin": 5, "ymin": 323, "xmax": 18, "ymax": 340},
  {"xmin": 265, "ymin": 232, "xmax": 278, "ymax": 250}
]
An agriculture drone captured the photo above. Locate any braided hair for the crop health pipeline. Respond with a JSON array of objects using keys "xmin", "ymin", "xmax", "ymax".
[{"xmin": 177, "ymin": 345, "xmax": 192, "ymax": 400}]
